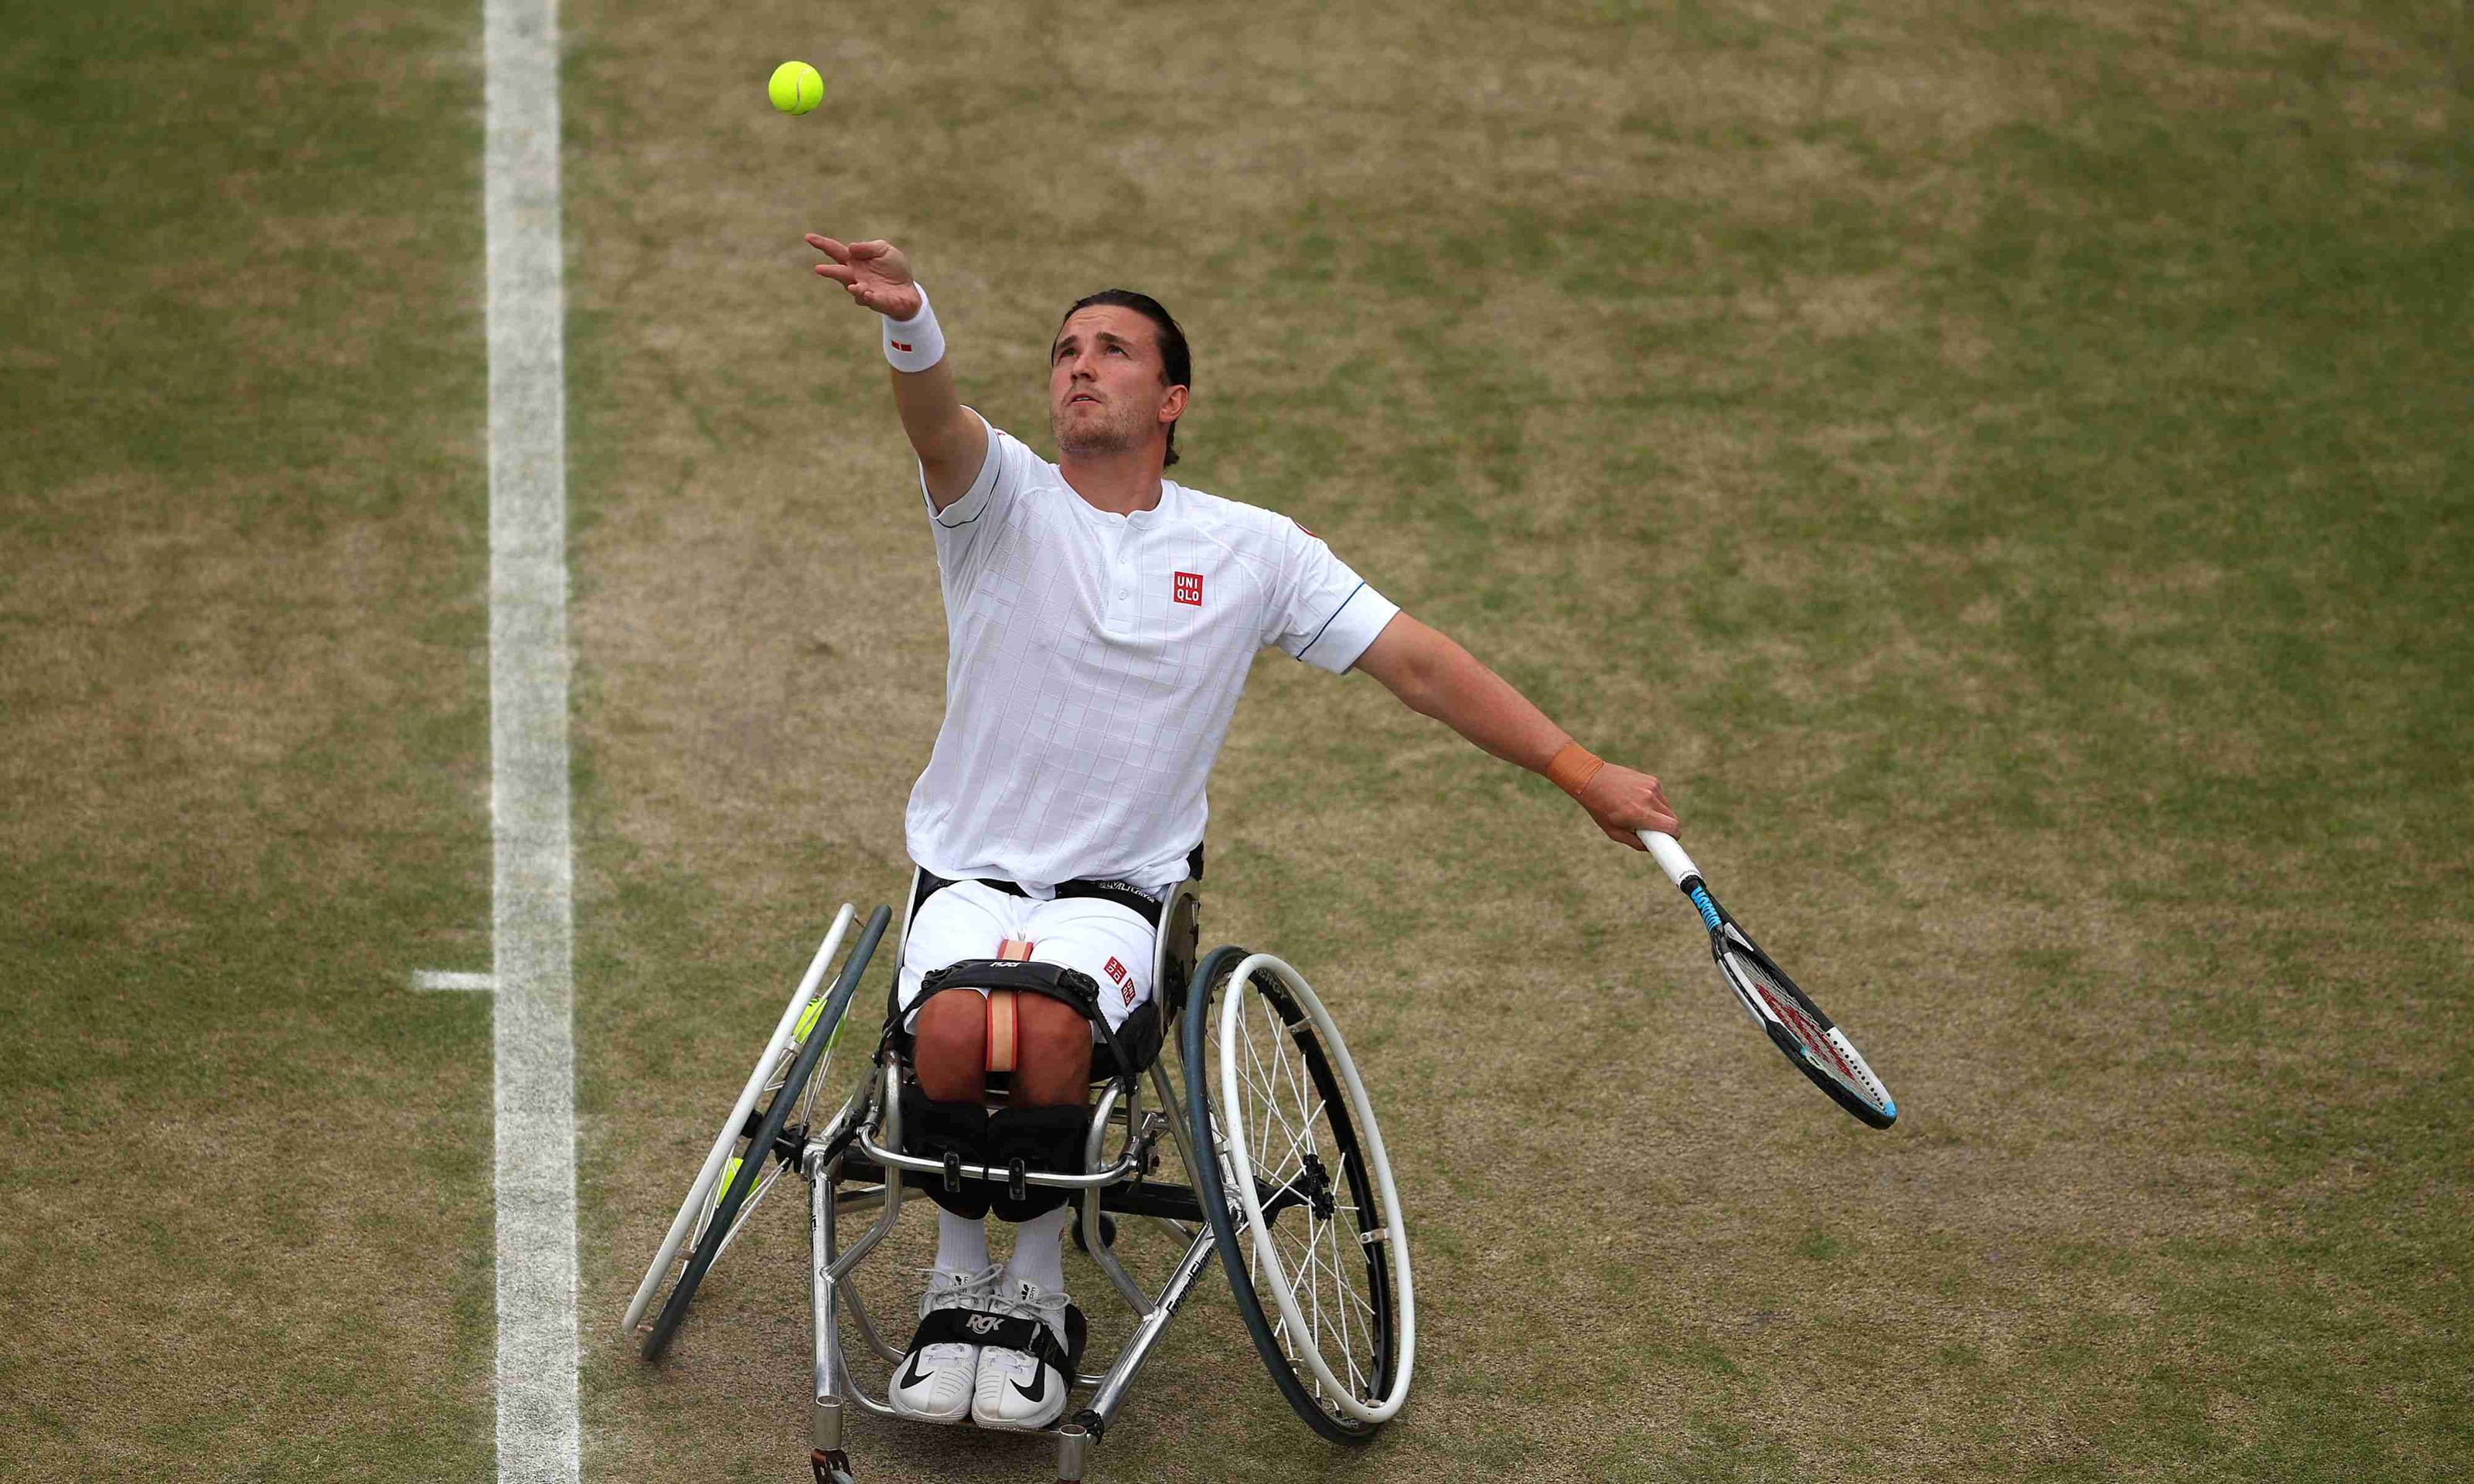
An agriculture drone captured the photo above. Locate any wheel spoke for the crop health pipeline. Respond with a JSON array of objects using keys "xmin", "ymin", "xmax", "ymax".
[
  {"xmin": 1320, "ymin": 1209, "xmax": 1358, "ymax": 1393},
  {"xmin": 1283, "ymin": 1216, "xmax": 1321, "ymax": 1360},
  {"xmin": 1339, "ymin": 1265, "xmax": 1379, "ymax": 1324},
  {"xmin": 1323, "ymin": 1225, "xmax": 1367, "ymax": 1396},
  {"xmin": 1289, "ymin": 1036, "xmax": 1317, "ymax": 1139},
  {"xmin": 1250, "ymin": 1002, "xmax": 1308, "ymax": 1166},
  {"xmin": 1263, "ymin": 1100, "xmax": 1323, "ymax": 1194},
  {"xmin": 1240, "ymin": 1014, "xmax": 1300, "ymax": 1176}
]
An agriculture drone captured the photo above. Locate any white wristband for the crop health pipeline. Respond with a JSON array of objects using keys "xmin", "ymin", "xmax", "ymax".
[{"xmin": 881, "ymin": 288, "xmax": 945, "ymax": 373}]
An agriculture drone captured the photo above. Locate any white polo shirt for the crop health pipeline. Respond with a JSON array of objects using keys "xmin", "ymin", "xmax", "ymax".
[{"xmin": 905, "ymin": 415, "xmax": 1400, "ymax": 895}]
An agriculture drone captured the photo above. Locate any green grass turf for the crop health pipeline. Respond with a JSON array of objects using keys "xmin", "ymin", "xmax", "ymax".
[
  {"xmin": 566, "ymin": 2, "xmax": 2468, "ymax": 1479},
  {"xmin": 0, "ymin": 1, "xmax": 495, "ymax": 1478},
  {"xmin": 2, "ymin": 0, "xmax": 2465, "ymax": 1479}
]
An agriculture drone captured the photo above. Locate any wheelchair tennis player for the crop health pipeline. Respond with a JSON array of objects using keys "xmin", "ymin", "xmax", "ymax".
[{"xmin": 803, "ymin": 233, "xmax": 1680, "ymax": 1431}]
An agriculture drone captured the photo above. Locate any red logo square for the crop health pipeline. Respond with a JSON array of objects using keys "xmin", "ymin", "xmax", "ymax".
[{"xmin": 1173, "ymin": 571, "xmax": 1203, "ymax": 606}]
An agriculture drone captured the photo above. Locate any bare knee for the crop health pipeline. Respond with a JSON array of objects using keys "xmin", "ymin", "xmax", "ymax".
[
  {"xmin": 913, "ymin": 990, "xmax": 985, "ymax": 1102},
  {"xmin": 1011, "ymin": 996, "xmax": 1092, "ymax": 1107}
]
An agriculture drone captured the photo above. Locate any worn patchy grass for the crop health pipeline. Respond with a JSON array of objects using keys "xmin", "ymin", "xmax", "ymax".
[
  {"xmin": 568, "ymin": 2, "xmax": 2468, "ymax": 1479},
  {"xmin": 0, "ymin": 1, "xmax": 493, "ymax": 1479},
  {"xmin": 8, "ymin": 0, "xmax": 2467, "ymax": 1479}
]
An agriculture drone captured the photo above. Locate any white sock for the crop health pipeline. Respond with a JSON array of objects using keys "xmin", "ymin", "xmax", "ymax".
[
  {"xmin": 935, "ymin": 1209, "xmax": 989, "ymax": 1275},
  {"xmin": 1004, "ymin": 1205, "xmax": 1069, "ymax": 1295}
]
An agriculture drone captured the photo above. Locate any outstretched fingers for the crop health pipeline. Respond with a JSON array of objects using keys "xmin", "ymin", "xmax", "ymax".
[
  {"xmin": 806, "ymin": 234, "xmax": 860, "ymax": 286},
  {"xmin": 799, "ymin": 236, "xmax": 920, "ymax": 318}
]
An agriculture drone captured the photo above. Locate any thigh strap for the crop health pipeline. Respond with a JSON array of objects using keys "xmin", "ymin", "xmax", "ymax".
[{"xmin": 917, "ymin": 958, "xmax": 1135, "ymax": 1097}]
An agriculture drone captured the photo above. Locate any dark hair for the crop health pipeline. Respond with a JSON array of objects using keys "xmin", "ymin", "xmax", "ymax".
[{"xmin": 1055, "ymin": 288, "xmax": 1191, "ymax": 468}]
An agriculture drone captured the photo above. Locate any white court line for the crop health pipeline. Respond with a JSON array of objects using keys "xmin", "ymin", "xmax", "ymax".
[
  {"xmin": 412, "ymin": 969, "xmax": 499, "ymax": 992},
  {"xmin": 484, "ymin": 0, "xmax": 578, "ymax": 1479}
]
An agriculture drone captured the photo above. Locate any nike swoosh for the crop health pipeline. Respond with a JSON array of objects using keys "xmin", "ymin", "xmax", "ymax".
[
  {"xmin": 1010, "ymin": 1365, "xmax": 1048, "ymax": 1406},
  {"xmin": 898, "ymin": 1353, "xmax": 935, "ymax": 1392}
]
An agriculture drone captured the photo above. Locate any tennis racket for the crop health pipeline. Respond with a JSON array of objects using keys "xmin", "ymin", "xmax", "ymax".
[{"xmin": 1638, "ymin": 830, "xmax": 1897, "ymax": 1128}]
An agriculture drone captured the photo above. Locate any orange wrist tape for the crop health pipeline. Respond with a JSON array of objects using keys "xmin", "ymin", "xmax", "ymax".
[{"xmin": 1545, "ymin": 741, "xmax": 1605, "ymax": 799}]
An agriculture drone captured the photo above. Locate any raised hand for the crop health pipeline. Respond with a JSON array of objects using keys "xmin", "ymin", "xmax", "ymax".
[{"xmin": 805, "ymin": 236, "xmax": 924, "ymax": 319}]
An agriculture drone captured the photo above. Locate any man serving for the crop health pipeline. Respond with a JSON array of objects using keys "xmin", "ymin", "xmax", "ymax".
[{"xmin": 806, "ymin": 233, "xmax": 1679, "ymax": 1431}]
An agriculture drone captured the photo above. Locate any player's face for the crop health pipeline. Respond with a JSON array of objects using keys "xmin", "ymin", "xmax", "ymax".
[{"xmin": 1049, "ymin": 306, "xmax": 1185, "ymax": 458}]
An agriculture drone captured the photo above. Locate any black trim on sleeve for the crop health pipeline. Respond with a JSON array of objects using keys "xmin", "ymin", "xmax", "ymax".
[{"xmin": 1293, "ymin": 580, "xmax": 1368, "ymax": 663}]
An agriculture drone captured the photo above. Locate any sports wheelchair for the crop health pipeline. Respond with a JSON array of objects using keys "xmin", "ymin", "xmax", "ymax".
[{"xmin": 620, "ymin": 873, "xmax": 1416, "ymax": 1482}]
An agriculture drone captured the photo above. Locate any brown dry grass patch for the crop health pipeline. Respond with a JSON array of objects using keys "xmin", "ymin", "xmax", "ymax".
[{"xmin": 565, "ymin": 1, "xmax": 2468, "ymax": 1479}]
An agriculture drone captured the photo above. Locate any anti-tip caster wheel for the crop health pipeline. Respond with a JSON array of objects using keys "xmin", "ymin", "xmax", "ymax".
[
  {"xmin": 1070, "ymin": 1198, "xmax": 1119, "ymax": 1253},
  {"xmin": 810, "ymin": 1448, "xmax": 855, "ymax": 1484}
]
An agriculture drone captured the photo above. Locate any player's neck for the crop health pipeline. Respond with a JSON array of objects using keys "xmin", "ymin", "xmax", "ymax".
[{"xmin": 1058, "ymin": 448, "xmax": 1166, "ymax": 517}]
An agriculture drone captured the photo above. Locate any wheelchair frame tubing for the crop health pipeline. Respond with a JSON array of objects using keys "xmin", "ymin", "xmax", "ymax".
[{"xmin": 808, "ymin": 1027, "xmax": 1233, "ymax": 1480}]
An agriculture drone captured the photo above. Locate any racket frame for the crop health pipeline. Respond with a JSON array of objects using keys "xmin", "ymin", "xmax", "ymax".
[{"xmin": 1638, "ymin": 831, "xmax": 1897, "ymax": 1129}]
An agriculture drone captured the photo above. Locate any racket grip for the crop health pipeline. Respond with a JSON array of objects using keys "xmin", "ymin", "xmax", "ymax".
[{"xmin": 1637, "ymin": 830, "xmax": 1702, "ymax": 892}]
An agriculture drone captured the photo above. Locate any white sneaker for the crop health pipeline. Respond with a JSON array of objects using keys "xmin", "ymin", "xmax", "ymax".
[
  {"xmin": 969, "ymin": 1277, "xmax": 1085, "ymax": 1431},
  {"xmin": 888, "ymin": 1264, "xmax": 1000, "ymax": 1424}
]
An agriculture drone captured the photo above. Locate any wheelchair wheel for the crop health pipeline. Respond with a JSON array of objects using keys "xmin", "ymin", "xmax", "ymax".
[
  {"xmin": 1183, "ymin": 948, "xmax": 1416, "ymax": 1441},
  {"xmin": 640, "ymin": 904, "xmax": 892, "ymax": 1361}
]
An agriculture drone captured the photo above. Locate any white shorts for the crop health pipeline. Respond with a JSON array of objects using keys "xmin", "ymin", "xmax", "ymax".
[{"xmin": 896, "ymin": 879, "xmax": 1158, "ymax": 1036}]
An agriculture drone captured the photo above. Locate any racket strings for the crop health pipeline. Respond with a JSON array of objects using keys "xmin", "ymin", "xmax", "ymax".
[
  {"xmin": 1694, "ymin": 895, "xmax": 1898, "ymax": 1128},
  {"xmin": 1720, "ymin": 942, "xmax": 1885, "ymax": 1106}
]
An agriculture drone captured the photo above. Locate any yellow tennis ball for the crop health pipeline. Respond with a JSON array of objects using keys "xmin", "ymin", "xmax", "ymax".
[{"xmin": 768, "ymin": 60, "xmax": 823, "ymax": 116}]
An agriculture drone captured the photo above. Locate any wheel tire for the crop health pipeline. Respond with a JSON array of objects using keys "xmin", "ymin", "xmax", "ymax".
[
  {"xmin": 1183, "ymin": 948, "xmax": 1412, "ymax": 1442},
  {"xmin": 642, "ymin": 904, "xmax": 891, "ymax": 1361}
]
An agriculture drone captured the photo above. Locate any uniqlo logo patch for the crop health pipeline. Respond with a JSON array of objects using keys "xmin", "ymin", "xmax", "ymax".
[
  {"xmin": 1173, "ymin": 571, "xmax": 1204, "ymax": 606},
  {"xmin": 1104, "ymin": 957, "xmax": 1128, "ymax": 985}
]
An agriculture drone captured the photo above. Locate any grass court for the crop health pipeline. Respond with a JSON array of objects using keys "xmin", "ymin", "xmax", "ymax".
[{"xmin": 2, "ymin": 1, "xmax": 2466, "ymax": 1479}]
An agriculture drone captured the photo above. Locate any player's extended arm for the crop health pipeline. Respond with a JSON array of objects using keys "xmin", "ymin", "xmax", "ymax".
[
  {"xmin": 805, "ymin": 235, "xmax": 987, "ymax": 510},
  {"xmin": 1353, "ymin": 614, "xmax": 1678, "ymax": 849}
]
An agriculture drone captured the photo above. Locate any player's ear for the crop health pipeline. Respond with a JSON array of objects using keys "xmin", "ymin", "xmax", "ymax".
[{"xmin": 1158, "ymin": 384, "xmax": 1188, "ymax": 421}]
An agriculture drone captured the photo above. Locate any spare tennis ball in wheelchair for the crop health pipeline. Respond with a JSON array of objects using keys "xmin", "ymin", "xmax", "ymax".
[{"xmin": 768, "ymin": 60, "xmax": 823, "ymax": 116}]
